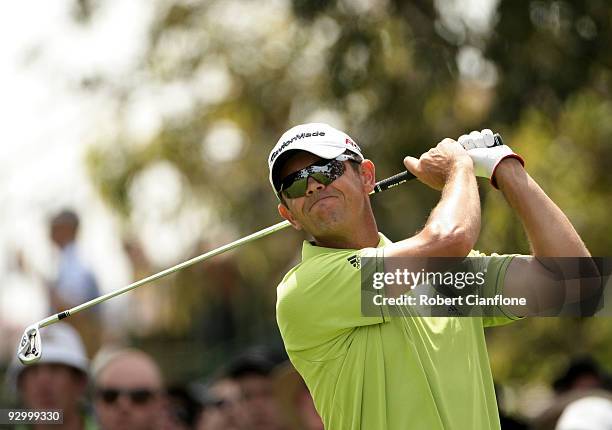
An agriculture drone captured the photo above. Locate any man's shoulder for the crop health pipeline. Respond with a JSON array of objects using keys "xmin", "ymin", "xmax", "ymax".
[
  {"xmin": 281, "ymin": 248, "xmax": 362, "ymax": 280},
  {"xmin": 276, "ymin": 248, "xmax": 364, "ymax": 304}
]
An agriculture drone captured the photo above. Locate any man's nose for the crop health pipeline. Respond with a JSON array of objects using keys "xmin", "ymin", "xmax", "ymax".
[
  {"xmin": 305, "ymin": 176, "xmax": 325, "ymax": 196},
  {"xmin": 116, "ymin": 394, "xmax": 133, "ymax": 411}
]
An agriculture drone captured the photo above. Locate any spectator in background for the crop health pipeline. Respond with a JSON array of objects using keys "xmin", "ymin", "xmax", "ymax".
[
  {"xmin": 6, "ymin": 323, "xmax": 97, "ymax": 430},
  {"xmin": 552, "ymin": 356, "xmax": 610, "ymax": 394},
  {"xmin": 226, "ymin": 352, "xmax": 288, "ymax": 430},
  {"xmin": 162, "ymin": 386, "xmax": 201, "ymax": 430},
  {"xmin": 195, "ymin": 377, "xmax": 247, "ymax": 430},
  {"xmin": 555, "ymin": 396, "xmax": 612, "ymax": 430},
  {"xmin": 533, "ymin": 355, "xmax": 612, "ymax": 430},
  {"xmin": 273, "ymin": 362, "xmax": 324, "ymax": 430},
  {"xmin": 93, "ymin": 349, "xmax": 165, "ymax": 430},
  {"xmin": 48, "ymin": 209, "xmax": 101, "ymax": 356}
]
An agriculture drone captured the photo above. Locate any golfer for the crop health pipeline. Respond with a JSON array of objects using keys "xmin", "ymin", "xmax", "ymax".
[{"xmin": 269, "ymin": 123, "xmax": 590, "ymax": 429}]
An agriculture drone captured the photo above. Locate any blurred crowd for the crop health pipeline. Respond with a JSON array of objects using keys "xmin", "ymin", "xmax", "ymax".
[
  {"xmin": 497, "ymin": 356, "xmax": 612, "ymax": 430},
  {"xmin": 0, "ymin": 208, "xmax": 324, "ymax": 430},
  {"xmin": 3, "ymin": 322, "xmax": 323, "ymax": 430},
  {"xmin": 3, "ymin": 322, "xmax": 612, "ymax": 430},
  {"xmin": 1, "ymin": 209, "xmax": 611, "ymax": 430}
]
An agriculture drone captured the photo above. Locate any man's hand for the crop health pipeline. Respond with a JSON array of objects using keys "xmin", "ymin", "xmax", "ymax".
[
  {"xmin": 404, "ymin": 138, "xmax": 474, "ymax": 190},
  {"xmin": 386, "ymin": 137, "xmax": 480, "ymax": 258},
  {"xmin": 458, "ymin": 129, "xmax": 524, "ymax": 188}
]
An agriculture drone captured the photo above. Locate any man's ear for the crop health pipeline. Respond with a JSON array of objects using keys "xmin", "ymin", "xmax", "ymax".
[
  {"xmin": 278, "ymin": 203, "xmax": 303, "ymax": 230},
  {"xmin": 360, "ymin": 159, "xmax": 376, "ymax": 194}
]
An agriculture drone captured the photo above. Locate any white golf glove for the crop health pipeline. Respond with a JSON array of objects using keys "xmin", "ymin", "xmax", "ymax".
[{"xmin": 458, "ymin": 129, "xmax": 524, "ymax": 189}]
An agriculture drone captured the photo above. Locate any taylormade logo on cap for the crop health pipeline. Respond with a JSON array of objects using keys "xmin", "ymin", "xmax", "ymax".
[
  {"xmin": 345, "ymin": 138, "xmax": 359, "ymax": 151},
  {"xmin": 268, "ymin": 123, "xmax": 364, "ymax": 192},
  {"xmin": 269, "ymin": 130, "xmax": 327, "ymax": 164}
]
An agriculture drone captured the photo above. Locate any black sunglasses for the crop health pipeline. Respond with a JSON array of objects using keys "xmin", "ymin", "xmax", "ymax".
[
  {"xmin": 278, "ymin": 153, "xmax": 361, "ymax": 199},
  {"xmin": 96, "ymin": 388, "xmax": 158, "ymax": 405}
]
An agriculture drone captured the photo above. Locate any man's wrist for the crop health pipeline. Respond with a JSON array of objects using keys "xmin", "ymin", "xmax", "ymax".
[
  {"xmin": 452, "ymin": 156, "xmax": 475, "ymax": 173},
  {"xmin": 493, "ymin": 157, "xmax": 526, "ymax": 190}
]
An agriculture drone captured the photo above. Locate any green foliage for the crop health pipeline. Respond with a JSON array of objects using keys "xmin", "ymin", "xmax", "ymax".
[{"xmin": 291, "ymin": 0, "xmax": 336, "ymax": 20}]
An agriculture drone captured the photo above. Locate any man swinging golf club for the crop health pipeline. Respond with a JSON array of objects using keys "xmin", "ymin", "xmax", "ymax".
[
  {"xmin": 270, "ymin": 123, "xmax": 591, "ymax": 429},
  {"xmin": 14, "ymin": 120, "xmax": 594, "ymax": 429}
]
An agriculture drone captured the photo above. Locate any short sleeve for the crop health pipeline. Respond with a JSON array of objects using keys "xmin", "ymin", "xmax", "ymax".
[{"xmin": 468, "ymin": 252, "xmax": 524, "ymax": 327}]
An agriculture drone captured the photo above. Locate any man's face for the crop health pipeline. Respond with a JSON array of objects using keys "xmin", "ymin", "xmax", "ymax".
[
  {"xmin": 94, "ymin": 355, "xmax": 164, "ymax": 430},
  {"xmin": 296, "ymin": 386, "xmax": 324, "ymax": 430},
  {"xmin": 19, "ymin": 363, "xmax": 86, "ymax": 410},
  {"xmin": 50, "ymin": 223, "xmax": 76, "ymax": 248},
  {"xmin": 196, "ymin": 379, "xmax": 247, "ymax": 430},
  {"xmin": 278, "ymin": 152, "xmax": 370, "ymax": 239},
  {"xmin": 212, "ymin": 379, "xmax": 248, "ymax": 429},
  {"xmin": 239, "ymin": 374, "xmax": 285, "ymax": 430}
]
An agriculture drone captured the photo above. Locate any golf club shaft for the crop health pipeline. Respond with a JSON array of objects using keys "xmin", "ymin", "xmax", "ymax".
[{"xmin": 37, "ymin": 170, "xmax": 416, "ymax": 329}]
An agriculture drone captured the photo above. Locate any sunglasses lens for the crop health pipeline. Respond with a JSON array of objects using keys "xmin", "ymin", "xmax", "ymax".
[
  {"xmin": 280, "ymin": 160, "xmax": 344, "ymax": 199},
  {"xmin": 282, "ymin": 178, "xmax": 308, "ymax": 199},
  {"xmin": 98, "ymin": 388, "xmax": 155, "ymax": 405},
  {"xmin": 310, "ymin": 172, "xmax": 335, "ymax": 185},
  {"xmin": 99, "ymin": 389, "xmax": 120, "ymax": 404},
  {"xmin": 130, "ymin": 390, "xmax": 154, "ymax": 404}
]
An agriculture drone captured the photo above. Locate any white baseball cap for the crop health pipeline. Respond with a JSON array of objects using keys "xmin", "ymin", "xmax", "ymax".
[
  {"xmin": 556, "ymin": 396, "xmax": 612, "ymax": 430},
  {"xmin": 268, "ymin": 123, "xmax": 364, "ymax": 193},
  {"xmin": 7, "ymin": 323, "xmax": 89, "ymax": 393}
]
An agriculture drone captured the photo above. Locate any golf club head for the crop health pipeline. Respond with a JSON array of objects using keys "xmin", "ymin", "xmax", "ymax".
[{"xmin": 17, "ymin": 324, "xmax": 42, "ymax": 365}]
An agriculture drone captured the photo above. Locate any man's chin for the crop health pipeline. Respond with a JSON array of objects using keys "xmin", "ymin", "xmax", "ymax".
[
  {"xmin": 309, "ymin": 195, "xmax": 337, "ymax": 210},
  {"xmin": 310, "ymin": 208, "xmax": 342, "ymax": 225},
  {"xmin": 309, "ymin": 214, "xmax": 347, "ymax": 238}
]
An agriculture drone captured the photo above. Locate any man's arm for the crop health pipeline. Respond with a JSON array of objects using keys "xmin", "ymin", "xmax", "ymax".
[
  {"xmin": 454, "ymin": 130, "xmax": 599, "ymax": 317},
  {"xmin": 491, "ymin": 159, "xmax": 598, "ymax": 316},
  {"xmin": 385, "ymin": 138, "xmax": 481, "ymax": 258},
  {"xmin": 495, "ymin": 159, "xmax": 589, "ymax": 257}
]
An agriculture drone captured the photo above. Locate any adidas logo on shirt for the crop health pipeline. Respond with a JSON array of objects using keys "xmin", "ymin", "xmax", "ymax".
[{"xmin": 347, "ymin": 255, "xmax": 361, "ymax": 269}]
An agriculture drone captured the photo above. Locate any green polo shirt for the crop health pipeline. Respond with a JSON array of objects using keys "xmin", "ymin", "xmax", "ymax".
[{"xmin": 276, "ymin": 233, "xmax": 519, "ymax": 430}]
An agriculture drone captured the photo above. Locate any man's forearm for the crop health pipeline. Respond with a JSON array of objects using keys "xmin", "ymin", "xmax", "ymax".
[
  {"xmin": 424, "ymin": 163, "xmax": 481, "ymax": 255},
  {"xmin": 495, "ymin": 159, "xmax": 590, "ymax": 257}
]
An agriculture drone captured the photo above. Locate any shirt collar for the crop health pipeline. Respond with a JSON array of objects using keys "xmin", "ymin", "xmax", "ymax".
[{"xmin": 301, "ymin": 232, "xmax": 392, "ymax": 260}]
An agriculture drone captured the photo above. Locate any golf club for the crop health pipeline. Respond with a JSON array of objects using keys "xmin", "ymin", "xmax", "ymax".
[{"xmin": 17, "ymin": 169, "xmax": 416, "ymax": 365}]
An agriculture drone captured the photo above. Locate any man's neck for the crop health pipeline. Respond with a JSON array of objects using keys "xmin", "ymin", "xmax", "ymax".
[{"xmin": 313, "ymin": 214, "xmax": 379, "ymax": 249}]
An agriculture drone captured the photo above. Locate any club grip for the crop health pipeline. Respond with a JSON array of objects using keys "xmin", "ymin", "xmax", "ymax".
[
  {"xmin": 372, "ymin": 170, "xmax": 416, "ymax": 194},
  {"xmin": 367, "ymin": 132, "xmax": 502, "ymax": 195}
]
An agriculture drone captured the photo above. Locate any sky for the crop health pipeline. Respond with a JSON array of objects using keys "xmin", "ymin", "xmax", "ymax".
[{"xmin": 0, "ymin": 0, "xmax": 497, "ymax": 360}]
